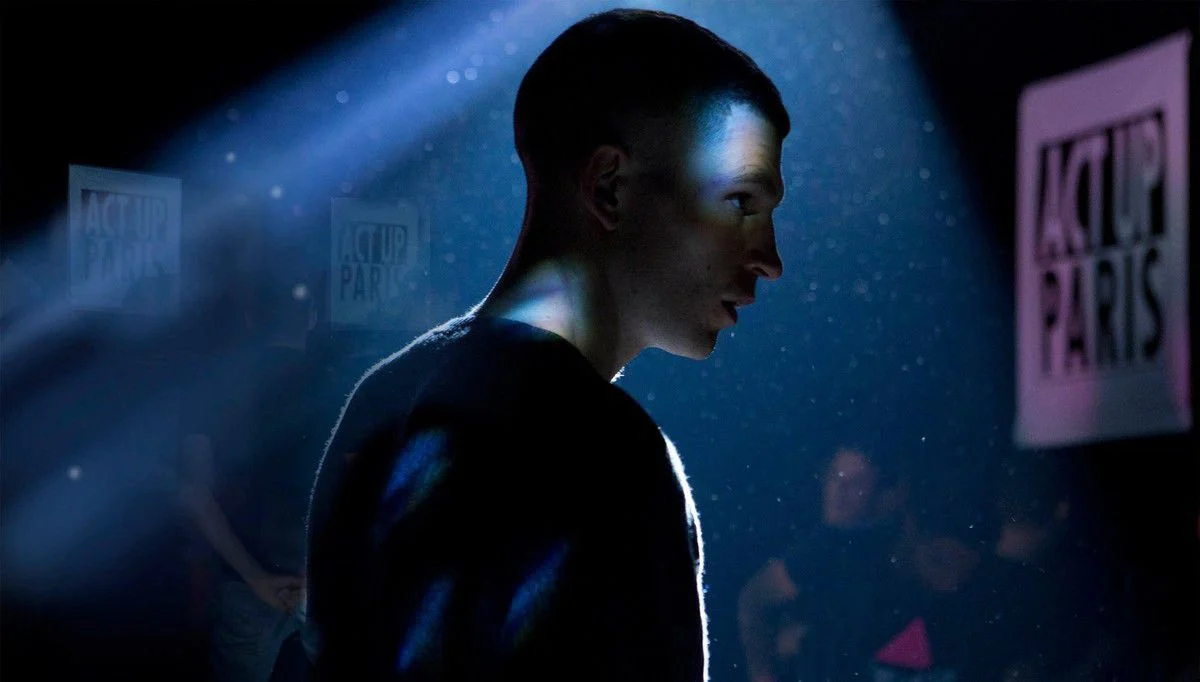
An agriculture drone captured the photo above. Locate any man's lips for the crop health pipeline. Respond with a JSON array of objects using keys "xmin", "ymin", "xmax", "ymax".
[
  {"xmin": 724, "ymin": 294, "xmax": 754, "ymax": 314},
  {"xmin": 721, "ymin": 296, "xmax": 753, "ymax": 322}
]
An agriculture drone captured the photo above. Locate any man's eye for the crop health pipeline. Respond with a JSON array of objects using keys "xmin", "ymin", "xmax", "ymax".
[{"xmin": 727, "ymin": 192, "xmax": 754, "ymax": 213}]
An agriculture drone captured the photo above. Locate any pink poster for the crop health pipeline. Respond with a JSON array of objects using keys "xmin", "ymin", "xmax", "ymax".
[{"xmin": 1015, "ymin": 32, "xmax": 1192, "ymax": 447}]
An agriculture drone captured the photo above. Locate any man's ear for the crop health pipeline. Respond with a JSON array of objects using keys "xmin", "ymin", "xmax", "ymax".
[{"xmin": 579, "ymin": 144, "xmax": 627, "ymax": 232}]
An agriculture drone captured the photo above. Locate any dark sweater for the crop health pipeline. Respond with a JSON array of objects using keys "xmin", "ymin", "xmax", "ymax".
[{"xmin": 307, "ymin": 314, "xmax": 708, "ymax": 681}]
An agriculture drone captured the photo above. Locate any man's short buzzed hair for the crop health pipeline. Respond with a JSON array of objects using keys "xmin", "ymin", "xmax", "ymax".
[{"xmin": 513, "ymin": 8, "xmax": 791, "ymax": 182}]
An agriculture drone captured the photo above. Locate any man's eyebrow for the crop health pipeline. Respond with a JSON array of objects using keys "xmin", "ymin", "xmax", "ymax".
[{"xmin": 727, "ymin": 168, "xmax": 784, "ymax": 203}]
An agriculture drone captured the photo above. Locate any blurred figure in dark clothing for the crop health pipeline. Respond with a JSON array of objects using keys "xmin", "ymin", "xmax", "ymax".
[
  {"xmin": 737, "ymin": 445, "xmax": 907, "ymax": 682},
  {"xmin": 988, "ymin": 454, "xmax": 1133, "ymax": 682},
  {"xmin": 180, "ymin": 267, "xmax": 336, "ymax": 682},
  {"xmin": 854, "ymin": 494, "xmax": 1011, "ymax": 682},
  {"xmin": 740, "ymin": 450, "xmax": 1053, "ymax": 682}
]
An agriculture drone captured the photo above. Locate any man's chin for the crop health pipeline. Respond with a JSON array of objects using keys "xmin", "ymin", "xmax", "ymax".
[{"xmin": 659, "ymin": 331, "xmax": 720, "ymax": 360}]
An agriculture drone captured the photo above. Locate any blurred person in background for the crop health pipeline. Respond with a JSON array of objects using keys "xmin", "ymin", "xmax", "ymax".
[
  {"xmin": 737, "ymin": 444, "xmax": 908, "ymax": 682},
  {"xmin": 988, "ymin": 453, "xmax": 1081, "ymax": 682},
  {"xmin": 740, "ymin": 451, "xmax": 1048, "ymax": 682},
  {"xmin": 988, "ymin": 454, "xmax": 1145, "ymax": 682},
  {"xmin": 180, "ymin": 260, "xmax": 334, "ymax": 682},
  {"xmin": 856, "ymin": 488, "xmax": 1021, "ymax": 682},
  {"xmin": 864, "ymin": 494, "xmax": 1003, "ymax": 682}
]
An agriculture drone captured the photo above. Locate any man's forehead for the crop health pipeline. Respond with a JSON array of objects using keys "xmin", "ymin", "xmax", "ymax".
[{"xmin": 689, "ymin": 103, "xmax": 783, "ymax": 191}]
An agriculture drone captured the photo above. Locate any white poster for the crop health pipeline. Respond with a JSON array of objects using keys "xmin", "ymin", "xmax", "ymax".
[
  {"xmin": 1015, "ymin": 32, "xmax": 1192, "ymax": 448},
  {"xmin": 330, "ymin": 198, "xmax": 430, "ymax": 330},
  {"xmin": 68, "ymin": 165, "xmax": 182, "ymax": 315}
]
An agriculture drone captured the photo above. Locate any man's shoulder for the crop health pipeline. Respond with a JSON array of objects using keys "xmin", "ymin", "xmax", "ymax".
[
  {"xmin": 356, "ymin": 314, "xmax": 571, "ymax": 391},
  {"xmin": 342, "ymin": 314, "xmax": 668, "ymax": 456},
  {"xmin": 356, "ymin": 316, "xmax": 473, "ymax": 381},
  {"xmin": 324, "ymin": 318, "xmax": 469, "ymax": 444},
  {"xmin": 594, "ymin": 376, "xmax": 665, "ymax": 443}
]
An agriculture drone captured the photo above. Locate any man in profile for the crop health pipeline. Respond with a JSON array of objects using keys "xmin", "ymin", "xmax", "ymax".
[{"xmin": 307, "ymin": 9, "xmax": 789, "ymax": 681}]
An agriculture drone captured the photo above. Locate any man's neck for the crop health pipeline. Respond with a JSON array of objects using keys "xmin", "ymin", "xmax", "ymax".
[{"xmin": 478, "ymin": 240, "xmax": 636, "ymax": 382}]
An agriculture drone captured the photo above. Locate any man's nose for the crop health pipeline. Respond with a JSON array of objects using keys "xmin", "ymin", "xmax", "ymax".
[{"xmin": 747, "ymin": 227, "xmax": 783, "ymax": 281}]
